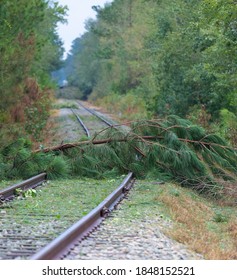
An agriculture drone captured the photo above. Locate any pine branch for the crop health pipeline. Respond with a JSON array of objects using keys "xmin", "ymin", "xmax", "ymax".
[
  {"xmin": 35, "ymin": 135, "xmax": 236, "ymax": 154},
  {"xmin": 3, "ymin": 117, "xmax": 236, "ymax": 196},
  {"xmin": 34, "ymin": 138, "xmax": 125, "ymax": 153}
]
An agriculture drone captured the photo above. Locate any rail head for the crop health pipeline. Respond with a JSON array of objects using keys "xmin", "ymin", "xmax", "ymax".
[
  {"xmin": 71, "ymin": 108, "xmax": 90, "ymax": 138},
  {"xmin": 0, "ymin": 173, "xmax": 47, "ymax": 201},
  {"xmin": 30, "ymin": 172, "xmax": 134, "ymax": 260}
]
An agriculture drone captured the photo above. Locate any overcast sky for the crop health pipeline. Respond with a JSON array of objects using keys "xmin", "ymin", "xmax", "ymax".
[{"xmin": 56, "ymin": 0, "xmax": 113, "ymax": 56}]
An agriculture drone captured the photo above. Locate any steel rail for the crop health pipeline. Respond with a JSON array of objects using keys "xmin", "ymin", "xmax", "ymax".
[
  {"xmin": 71, "ymin": 108, "xmax": 90, "ymax": 137},
  {"xmin": 0, "ymin": 173, "xmax": 47, "ymax": 202},
  {"xmin": 77, "ymin": 101, "xmax": 114, "ymax": 127},
  {"xmin": 30, "ymin": 172, "xmax": 134, "ymax": 260}
]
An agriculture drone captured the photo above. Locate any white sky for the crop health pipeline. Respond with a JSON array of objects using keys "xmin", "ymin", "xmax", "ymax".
[{"xmin": 56, "ymin": 0, "xmax": 113, "ymax": 56}]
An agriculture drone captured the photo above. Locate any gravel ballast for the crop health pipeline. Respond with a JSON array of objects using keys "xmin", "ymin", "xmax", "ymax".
[{"xmin": 64, "ymin": 181, "xmax": 203, "ymax": 260}]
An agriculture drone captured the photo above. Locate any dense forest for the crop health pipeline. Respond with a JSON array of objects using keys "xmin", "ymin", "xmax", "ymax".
[
  {"xmin": 0, "ymin": 0, "xmax": 67, "ymax": 143},
  {"xmin": 65, "ymin": 0, "xmax": 237, "ymax": 146},
  {"xmin": 1, "ymin": 0, "xmax": 236, "ymax": 145},
  {"xmin": 0, "ymin": 0, "xmax": 237, "ymax": 190},
  {"xmin": 1, "ymin": 1, "xmax": 237, "ymax": 259}
]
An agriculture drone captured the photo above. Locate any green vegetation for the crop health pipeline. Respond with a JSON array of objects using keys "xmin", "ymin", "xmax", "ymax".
[
  {"xmin": 1, "ymin": 1, "xmax": 236, "ymax": 204},
  {"xmin": 1, "ymin": 176, "xmax": 125, "ymax": 225},
  {"xmin": 0, "ymin": 0, "xmax": 67, "ymax": 144},
  {"xmin": 65, "ymin": 0, "xmax": 237, "ymax": 145},
  {"xmin": 56, "ymin": 86, "xmax": 84, "ymax": 100},
  {"xmin": 1, "ymin": 0, "xmax": 236, "ymax": 260},
  {"xmin": 125, "ymin": 180, "xmax": 237, "ymax": 259},
  {"xmin": 53, "ymin": 101, "xmax": 78, "ymax": 110},
  {"xmin": 15, "ymin": 188, "xmax": 37, "ymax": 198},
  {"xmin": 0, "ymin": 116, "xmax": 236, "ymax": 200}
]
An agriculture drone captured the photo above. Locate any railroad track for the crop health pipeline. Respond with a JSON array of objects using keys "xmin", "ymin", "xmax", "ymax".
[
  {"xmin": 31, "ymin": 172, "xmax": 134, "ymax": 260},
  {"xmin": 0, "ymin": 172, "xmax": 134, "ymax": 260},
  {"xmin": 69, "ymin": 101, "xmax": 115, "ymax": 140},
  {"xmin": 71, "ymin": 108, "xmax": 90, "ymax": 137},
  {"xmin": 0, "ymin": 102, "xmax": 133, "ymax": 260},
  {"xmin": 73, "ymin": 101, "xmax": 130, "ymax": 138},
  {"xmin": 77, "ymin": 101, "xmax": 115, "ymax": 127},
  {"xmin": 0, "ymin": 173, "xmax": 47, "ymax": 202}
]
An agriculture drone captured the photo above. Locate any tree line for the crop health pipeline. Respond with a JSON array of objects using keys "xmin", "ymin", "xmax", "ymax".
[
  {"xmin": 0, "ymin": 0, "xmax": 236, "ymax": 195},
  {"xmin": 0, "ymin": 0, "xmax": 67, "ymax": 143},
  {"xmin": 65, "ymin": 0, "xmax": 237, "ymax": 145}
]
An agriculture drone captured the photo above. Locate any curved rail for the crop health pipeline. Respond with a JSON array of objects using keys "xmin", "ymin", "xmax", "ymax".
[
  {"xmin": 71, "ymin": 108, "xmax": 90, "ymax": 137},
  {"xmin": 71, "ymin": 102, "xmax": 114, "ymax": 138},
  {"xmin": 30, "ymin": 172, "xmax": 134, "ymax": 260},
  {"xmin": 77, "ymin": 101, "xmax": 114, "ymax": 127},
  {"xmin": 0, "ymin": 173, "xmax": 47, "ymax": 202}
]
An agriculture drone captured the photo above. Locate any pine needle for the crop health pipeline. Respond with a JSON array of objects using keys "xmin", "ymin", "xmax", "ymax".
[{"xmin": 1, "ymin": 116, "xmax": 237, "ymax": 196}]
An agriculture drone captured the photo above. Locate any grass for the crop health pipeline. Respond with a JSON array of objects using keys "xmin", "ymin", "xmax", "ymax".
[
  {"xmin": 94, "ymin": 93, "xmax": 148, "ymax": 121},
  {"xmin": 155, "ymin": 183, "xmax": 237, "ymax": 259},
  {"xmin": 53, "ymin": 102, "xmax": 78, "ymax": 110},
  {"xmin": 1, "ymin": 171, "xmax": 236, "ymax": 259},
  {"xmin": 118, "ymin": 180, "xmax": 237, "ymax": 259},
  {"xmin": 0, "ymin": 179, "xmax": 21, "ymax": 189},
  {"xmin": 1, "ymin": 176, "xmax": 126, "ymax": 226},
  {"xmin": 79, "ymin": 115, "xmax": 99, "ymax": 122}
]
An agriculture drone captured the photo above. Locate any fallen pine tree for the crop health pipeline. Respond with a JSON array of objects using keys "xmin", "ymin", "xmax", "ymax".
[{"xmin": 1, "ymin": 115, "xmax": 237, "ymax": 197}]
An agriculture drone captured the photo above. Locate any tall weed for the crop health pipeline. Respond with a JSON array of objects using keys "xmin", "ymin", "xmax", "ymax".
[{"xmin": 94, "ymin": 93, "xmax": 148, "ymax": 121}]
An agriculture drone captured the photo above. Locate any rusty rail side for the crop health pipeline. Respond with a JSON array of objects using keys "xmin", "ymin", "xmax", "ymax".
[
  {"xmin": 0, "ymin": 173, "xmax": 47, "ymax": 201},
  {"xmin": 30, "ymin": 172, "xmax": 134, "ymax": 260}
]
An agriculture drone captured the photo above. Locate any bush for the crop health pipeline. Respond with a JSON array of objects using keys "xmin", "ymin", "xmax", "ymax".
[
  {"xmin": 219, "ymin": 109, "xmax": 237, "ymax": 148},
  {"xmin": 95, "ymin": 93, "xmax": 148, "ymax": 121}
]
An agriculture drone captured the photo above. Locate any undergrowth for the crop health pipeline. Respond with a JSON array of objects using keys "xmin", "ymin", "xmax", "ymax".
[
  {"xmin": 94, "ymin": 93, "xmax": 148, "ymax": 121},
  {"xmin": 156, "ymin": 183, "xmax": 237, "ymax": 259}
]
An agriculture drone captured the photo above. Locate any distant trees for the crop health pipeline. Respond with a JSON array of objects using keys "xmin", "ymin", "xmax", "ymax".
[
  {"xmin": 65, "ymin": 0, "xmax": 237, "ymax": 128},
  {"xmin": 65, "ymin": 0, "xmax": 153, "ymax": 100},
  {"xmin": 0, "ymin": 0, "xmax": 67, "ymax": 141}
]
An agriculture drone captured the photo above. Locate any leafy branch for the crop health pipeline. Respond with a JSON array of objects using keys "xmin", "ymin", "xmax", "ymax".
[{"xmin": 1, "ymin": 116, "xmax": 237, "ymax": 196}]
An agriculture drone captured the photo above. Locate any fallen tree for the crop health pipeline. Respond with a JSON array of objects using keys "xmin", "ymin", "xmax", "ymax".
[{"xmin": 1, "ymin": 116, "xmax": 237, "ymax": 196}]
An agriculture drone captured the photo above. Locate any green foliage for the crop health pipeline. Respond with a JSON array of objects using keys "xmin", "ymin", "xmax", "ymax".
[
  {"xmin": 95, "ymin": 93, "xmax": 148, "ymax": 120},
  {"xmin": 0, "ymin": 138, "xmax": 70, "ymax": 180},
  {"xmin": 46, "ymin": 156, "xmax": 71, "ymax": 180},
  {"xmin": 65, "ymin": 0, "xmax": 154, "ymax": 100},
  {"xmin": 213, "ymin": 211, "xmax": 228, "ymax": 223},
  {"xmin": 0, "ymin": 0, "xmax": 67, "ymax": 142},
  {"xmin": 64, "ymin": 0, "xmax": 237, "ymax": 127},
  {"xmin": 1, "ymin": 117, "xmax": 236, "ymax": 197},
  {"xmin": 219, "ymin": 109, "xmax": 237, "ymax": 147},
  {"xmin": 15, "ymin": 188, "xmax": 37, "ymax": 198},
  {"xmin": 22, "ymin": 78, "xmax": 52, "ymax": 141}
]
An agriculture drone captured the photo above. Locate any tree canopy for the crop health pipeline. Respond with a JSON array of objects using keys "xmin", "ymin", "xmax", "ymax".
[
  {"xmin": 0, "ymin": 0, "xmax": 67, "ymax": 142},
  {"xmin": 65, "ymin": 0, "xmax": 237, "ymax": 124}
]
